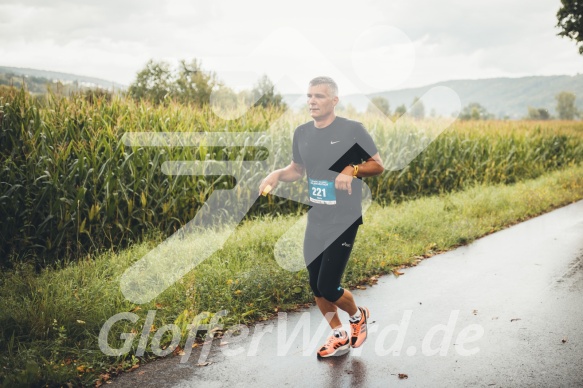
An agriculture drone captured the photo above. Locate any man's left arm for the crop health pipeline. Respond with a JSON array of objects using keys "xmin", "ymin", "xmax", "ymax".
[
  {"xmin": 347, "ymin": 153, "xmax": 384, "ymax": 177},
  {"xmin": 335, "ymin": 153, "xmax": 384, "ymax": 194},
  {"xmin": 335, "ymin": 123, "xmax": 384, "ymax": 194}
]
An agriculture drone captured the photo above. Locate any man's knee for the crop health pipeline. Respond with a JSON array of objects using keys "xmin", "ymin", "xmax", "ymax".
[{"xmin": 317, "ymin": 283, "xmax": 343, "ymax": 302}]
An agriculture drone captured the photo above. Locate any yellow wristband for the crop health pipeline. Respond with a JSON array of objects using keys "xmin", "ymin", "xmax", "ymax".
[{"xmin": 352, "ymin": 164, "xmax": 359, "ymax": 178}]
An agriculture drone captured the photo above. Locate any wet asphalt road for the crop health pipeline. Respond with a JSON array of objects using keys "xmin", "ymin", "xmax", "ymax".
[{"xmin": 111, "ymin": 201, "xmax": 583, "ymax": 387}]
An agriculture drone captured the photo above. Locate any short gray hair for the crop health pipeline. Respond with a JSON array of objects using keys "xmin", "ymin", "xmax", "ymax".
[{"xmin": 309, "ymin": 76, "xmax": 338, "ymax": 97}]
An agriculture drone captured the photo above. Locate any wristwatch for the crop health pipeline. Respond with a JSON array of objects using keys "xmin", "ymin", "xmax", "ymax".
[{"xmin": 351, "ymin": 164, "xmax": 359, "ymax": 178}]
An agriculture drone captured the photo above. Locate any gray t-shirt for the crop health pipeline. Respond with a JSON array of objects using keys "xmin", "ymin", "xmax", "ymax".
[{"xmin": 292, "ymin": 116, "xmax": 378, "ymax": 226}]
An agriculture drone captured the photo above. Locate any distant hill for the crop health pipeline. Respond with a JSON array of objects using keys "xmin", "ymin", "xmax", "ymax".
[
  {"xmin": 284, "ymin": 75, "xmax": 583, "ymax": 119},
  {"xmin": 0, "ymin": 66, "xmax": 125, "ymax": 94}
]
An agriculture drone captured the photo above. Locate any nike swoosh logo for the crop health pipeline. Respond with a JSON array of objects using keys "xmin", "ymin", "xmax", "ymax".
[{"xmin": 331, "ymin": 141, "xmax": 340, "ymax": 144}]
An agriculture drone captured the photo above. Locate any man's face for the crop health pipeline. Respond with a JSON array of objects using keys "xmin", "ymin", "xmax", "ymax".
[{"xmin": 307, "ymin": 84, "xmax": 338, "ymax": 120}]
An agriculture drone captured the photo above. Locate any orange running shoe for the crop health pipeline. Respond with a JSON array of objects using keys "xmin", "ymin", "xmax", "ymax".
[
  {"xmin": 317, "ymin": 333, "xmax": 350, "ymax": 358},
  {"xmin": 349, "ymin": 306, "xmax": 370, "ymax": 348}
]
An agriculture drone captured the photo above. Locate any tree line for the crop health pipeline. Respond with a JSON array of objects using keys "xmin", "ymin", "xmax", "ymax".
[
  {"xmin": 127, "ymin": 59, "xmax": 285, "ymax": 109},
  {"xmin": 366, "ymin": 96, "xmax": 425, "ymax": 119},
  {"xmin": 524, "ymin": 91, "xmax": 578, "ymax": 120},
  {"xmin": 365, "ymin": 91, "xmax": 580, "ymax": 121}
]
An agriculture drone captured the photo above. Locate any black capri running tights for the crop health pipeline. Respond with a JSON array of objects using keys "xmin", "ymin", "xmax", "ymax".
[{"xmin": 304, "ymin": 222, "xmax": 360, "ymax": 302}]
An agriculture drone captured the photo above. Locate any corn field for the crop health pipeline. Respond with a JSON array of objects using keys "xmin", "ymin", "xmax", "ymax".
[{"xmin": 1, "ymin": 87, "xmax": 582, "ymax": 268}]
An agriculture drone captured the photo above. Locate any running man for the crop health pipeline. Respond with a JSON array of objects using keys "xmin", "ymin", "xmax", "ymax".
[{"xmin": 259, "ymin": 76, "xmax": 384, "ymax": 358}]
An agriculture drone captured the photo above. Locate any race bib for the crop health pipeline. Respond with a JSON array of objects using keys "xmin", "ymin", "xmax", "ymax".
[{"xmin": 309, "ymin": 178, "xmax": 336, "ymax": 205}]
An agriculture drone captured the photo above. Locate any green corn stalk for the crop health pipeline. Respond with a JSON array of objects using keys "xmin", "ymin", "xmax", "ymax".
[{"xmin": 0, "ymin": 87, "xmax": 581, "ymax": 268}]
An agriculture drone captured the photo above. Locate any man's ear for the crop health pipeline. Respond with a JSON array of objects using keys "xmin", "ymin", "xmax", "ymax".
[{"xmin": 333, "ymin": 96, "xmax": 339, "ymax": 106}]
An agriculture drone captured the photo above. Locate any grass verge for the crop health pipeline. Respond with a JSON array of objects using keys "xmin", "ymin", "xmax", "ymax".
[{"xmin": 1, "ymin": 163, "xmax": 583, "ymax": 387}]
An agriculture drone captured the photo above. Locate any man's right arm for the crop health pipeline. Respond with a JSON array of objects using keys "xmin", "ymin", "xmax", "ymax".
[
  {"xmin": 276, "ymin": 161, "xmax": 305, "ymax": 182},
  {"xmin": 258, "ymin": 161, "xmax": 305, "ymax": 195}
]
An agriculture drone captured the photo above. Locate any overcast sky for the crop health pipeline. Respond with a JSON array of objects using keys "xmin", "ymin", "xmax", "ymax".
[{"xmin": 0, "ymin": 0, "xmax": 581, "ymax": 94}]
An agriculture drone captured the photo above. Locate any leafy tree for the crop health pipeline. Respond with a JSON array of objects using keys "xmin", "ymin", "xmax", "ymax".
[
  {"xmin": 128, "ymin": 59, "xmax": 218, "ymax": 105},
  {"xmin": 367, "ymin": 96, "xmax": 390, "ymax": 116},
  {"xmin": 336, "ymin": 103, "xmax": 358, "ymax": 116},
  {"xmin": 409, "ymin": 96, "xmax": 425, "ymax": 119},
  {"xmin": 251, "ymin": 74, "xmax": 286, "ymax": 109},
  {"xmin": 394, "ymin": 104, "xmax": 407, "ymax": 118},
  {"xmin": 128, "ymin": 60, "xmax": 173, "ymax": 104},
  {"xmin": 555, "ymin": 91, "xmax": 578, "ymax": 119},
  {"xmin": 210, "ymin": 86, "xmax": 257, "ymax": 119},
  {"xmin": 527, "ymin": 107, "xmax": 551, "ymax": 120},
  {"xmin": 174, "ymin": 59, "xmax": 219, "ymax": 105},
  {"xmin": 210, "ymin": 85, "xmax": 238, "ymax": 111},
  {"xmin": 556, "ymin": 0, "xmax": 583, "ymax": 54},
  {"xmin": 459, "ymin": 102, "xmax": 494, "ymax": 120}
]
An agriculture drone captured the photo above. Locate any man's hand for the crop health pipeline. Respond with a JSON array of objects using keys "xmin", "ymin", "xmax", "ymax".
[
  {"xmin": 259, "ymin": 171, "xmax": 280, "ymax": 196},
  {"xmin": 335, "ymin": 166, "xmax": 354, "ymax": 195}
]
